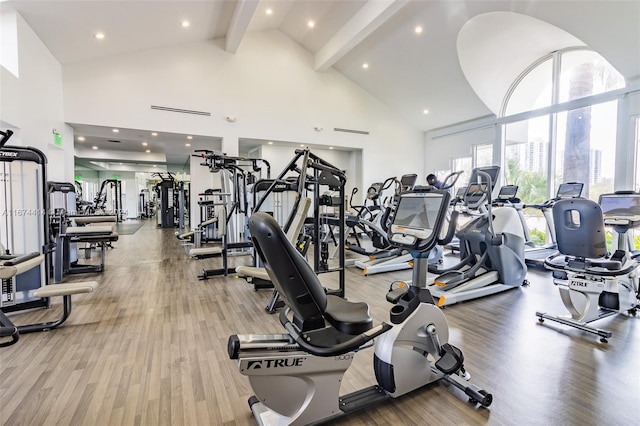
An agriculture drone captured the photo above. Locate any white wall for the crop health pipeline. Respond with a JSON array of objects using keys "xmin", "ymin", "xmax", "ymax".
[
  {"xmin": 424, "ymin": 125, "xmax": 496, "ymax": 172},
  {"xmin": 62, "ymin": 30, "xmax": 424, "ymax": 192},
  {"xmin": 0, "ymin": 12, "xmax": 74, "ymax": 182}
]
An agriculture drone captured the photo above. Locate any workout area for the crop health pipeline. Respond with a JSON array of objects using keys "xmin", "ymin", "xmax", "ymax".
[{"xmin": 1, "ymin": 1, "xmax": 639, "ymax": 425}]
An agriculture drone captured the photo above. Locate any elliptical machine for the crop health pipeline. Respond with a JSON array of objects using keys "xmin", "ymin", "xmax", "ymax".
[
  {"xmin": 228, "ymin": 187, "xmax": 492, "ymax": 426},
  {"xmin": 426, "ymin": 166, "xmax": 528, "ymax": 306}
]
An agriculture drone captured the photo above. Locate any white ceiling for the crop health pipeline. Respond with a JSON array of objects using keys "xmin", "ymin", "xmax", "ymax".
[{"xmin": 2, "ymin": 0, "xmax": 638, "ymax": 170}]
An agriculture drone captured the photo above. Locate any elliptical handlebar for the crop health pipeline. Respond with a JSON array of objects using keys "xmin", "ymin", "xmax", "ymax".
[
  {"xmin": 437, "ymin": 210, "xmax": 459, "ymax": 246},
  {"xmin": 439, "ymin": 170, "xmax": 464, "ymax": 191}
]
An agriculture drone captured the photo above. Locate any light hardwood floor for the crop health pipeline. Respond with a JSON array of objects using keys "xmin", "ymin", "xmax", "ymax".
[{"xmin": 1, "ymin": 221, "xmax": 638, "ymax": 425}]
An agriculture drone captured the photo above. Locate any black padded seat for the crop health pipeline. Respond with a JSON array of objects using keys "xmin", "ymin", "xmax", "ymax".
[
  {"xmin": 547, "ymin": 199, "xmax": 634, "ymax": 275},
  {"xmin": 249, "ymin": 212, "xmax": 373, "ymax": 335},
  {"xmin": 324, "ymin": 295, "xmax": 373, "ymax": 335}
]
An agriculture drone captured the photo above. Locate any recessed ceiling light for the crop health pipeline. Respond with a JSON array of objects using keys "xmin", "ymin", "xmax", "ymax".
[
  {"xmin": 153, "ymin": 165, "xmax": 157, "ymax": 167},
  {"xmin": 93, "ymin": 32, "xmax": 105, "ymax": 40},
  {"xmin": 267, "ymin": 141, "xmax": 273, "ymax": 145},
  {"xmin": 92, "ymin": 146, "xmax": 98, "ymax": 150},
  {"xmin": 414, "ymin": 25, "xmax": 423, "ymax": 34},
  {"xmin": 266, "ymin": 8, "xmax": 273, "ymax": 15},
  {"xmin": 119, "ymin": 162, "xmax": 123, "ymax": 165},
  {"xmin": 307, "ymin": 20, "xmax": 315, "ymax": 28},
  {"xmin": 181, "ymin": 20, "xmax": 190, "ymax": 28},
  {"xmin": 112, "ymin": 128, "xmax": 119, "ymax": 133},
  {"xmin": 77, "ymin": 136, "xmax": 85, "ymax": 142},
  {"xmin": 142, "ymin": 142, "xmax": 148, "ymax": 146},
  {"xmin": 145, "ymin": 149, "xmax": 151, "ymax": 153},
  {"xmin": 329, "ymin": 147, "xmax": 334, "ymax": 150},
  {"xmin": 300, "ymin": 144, "xmax": 305, "ymax": 147},
  {"xmin": 187, "ymin": 135, "xmax": 193, "ymax": 140},
  {"xmin": 422, "ymin": 109, "xmax": 429, "ymax": 115},
  {"xmin": 151, "ymin": 132, "xmax": 157, "ymax": 136},
  {"xmin": 185, "ymin": 143, "xmax": 191, "ymax": 147},
  {"xmin": 362, "ymin": 63, "xmax": 369, "ymax": 69}
]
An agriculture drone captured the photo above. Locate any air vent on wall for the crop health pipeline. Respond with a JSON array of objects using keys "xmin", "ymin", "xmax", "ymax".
[
  {"xmin": 151, "ymin": 105, "xmax": 211, "ymax": 116},
  {"xmin": 333, "ymin": 127, "xmax": 369, "ymax": 135}
]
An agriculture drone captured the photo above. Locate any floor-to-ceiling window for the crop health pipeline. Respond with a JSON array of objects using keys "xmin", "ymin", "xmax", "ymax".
[
  {"xmin": 635, "ymin": 117, "xmax": 640, "ymax": 193},
  {"xmin": 634, "ymin": 117, "xmax": 640, "ymax": 249},
  {"xmin": 501, "ymin": 48, "xmax": 625, "ymax": 241}
]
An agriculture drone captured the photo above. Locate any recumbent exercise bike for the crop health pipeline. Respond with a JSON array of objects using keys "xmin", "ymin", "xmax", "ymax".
[
  {"xmin": 228, "ymin": 187, "xmax": 491, "ymax": 425},
  {"xmin": 537, "ymin": 193, "xmax": 640, "ymax": 343}
]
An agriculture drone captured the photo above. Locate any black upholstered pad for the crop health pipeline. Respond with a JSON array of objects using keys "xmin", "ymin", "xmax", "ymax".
[{"xmin": 324, "ymin": 295, "xmax": 373, "ymax": 335}]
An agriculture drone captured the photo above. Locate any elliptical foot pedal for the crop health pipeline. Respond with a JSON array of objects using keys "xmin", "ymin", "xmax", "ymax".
[{"xmin": 435, "ymin": 343, "xmax": 464, "ymax": 375}]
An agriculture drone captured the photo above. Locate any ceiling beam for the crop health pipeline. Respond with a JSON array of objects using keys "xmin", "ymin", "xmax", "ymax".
[
  {"xmin": 314, "ymin": 0, "xmax": 407, "ymax": 71},
  {"xmin": 225, "ymin": 0, "xmax": 260, "ymax": 53}
]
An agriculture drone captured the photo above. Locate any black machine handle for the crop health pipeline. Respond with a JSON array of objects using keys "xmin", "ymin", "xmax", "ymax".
[
  {"xmin": 440, "ymin": 170, "xmax": 464, "ymax": 191},
  {"xmin": 279, "ymin": 308, "xmax": 392, "ymax": 357},
  {"xmin": 437, "ymin": 211, "xmax": 459, "ymax": 246}
]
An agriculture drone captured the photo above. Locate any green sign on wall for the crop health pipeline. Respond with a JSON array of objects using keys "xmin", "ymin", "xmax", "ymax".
[{"xmin": 53, "ymin": 132, "xmax": 62, "ymax": 147}]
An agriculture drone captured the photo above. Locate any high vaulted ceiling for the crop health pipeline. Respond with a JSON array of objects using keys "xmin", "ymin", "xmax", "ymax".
[{"xmin": 2, "ymin": 0, "xmax": 639, "ymax": 169}]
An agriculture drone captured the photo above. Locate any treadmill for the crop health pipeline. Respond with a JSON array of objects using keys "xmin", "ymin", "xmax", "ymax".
[{"xmin": 523, "ymin": 182, "xmax": 584, "ymax": 267}]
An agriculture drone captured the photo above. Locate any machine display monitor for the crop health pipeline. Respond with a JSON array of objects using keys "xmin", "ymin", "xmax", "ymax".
[
  {"xmin": 390, "ymin": 192, "xmax": 445, "ymax": 243},
  {"xmin": 400, "ymin": 174, "xmax": 417, "ymax": 191},
  {"xmin": 464, "ymin": 166, "xmax": 501, "ymax": 208},
  {"xmin": 599, "ymin": 193, "xmax": 640, "ymax": 220},
  {"xmin": 556, "ymin": 182, "xmax": 583, "ymax": 198},
  {"xmin": 497, "ymin": 185, "xmax": 518, "ymax": 200}
]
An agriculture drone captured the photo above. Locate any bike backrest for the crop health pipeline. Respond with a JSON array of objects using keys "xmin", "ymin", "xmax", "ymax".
[
  {"xmin": 553, "ymin": 198, "xmax": 607, "ymax": 259},
  {"xmin": 249, "ymin": 212, "xmax": 327, "ymax": 328}
]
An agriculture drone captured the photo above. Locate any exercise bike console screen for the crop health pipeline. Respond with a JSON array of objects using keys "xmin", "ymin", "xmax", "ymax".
[
  {"xmin": 390, "ymin": 192, "xmax": 445, "ymax": 250},
  {"xmin": 599, "ymin": 193, "xmax": 640, "ymax": 221},
  {"xmin": 556, "ymin": 182, "xmax": 583, "ymax": 199},
  {"xmin": 497, "ymin": 185, "xmax": 518, "ymax": 200}
]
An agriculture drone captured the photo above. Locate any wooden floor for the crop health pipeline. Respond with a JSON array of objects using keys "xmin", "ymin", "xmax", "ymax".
[{"xmin": 1, "ymin": 220, "xmax": 638, "ymax": 426}]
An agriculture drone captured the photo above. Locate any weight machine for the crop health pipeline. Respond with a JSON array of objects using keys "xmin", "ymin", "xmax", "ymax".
[
  {"xmin": 189, "ymin": 151, "xmax": 270, "ymax": 279},
  {"xmin": 236, "ymin": 148, "xmax": 347, "ymax": 312},
  {"xmin": 0, "ymin": 129, "xmax": 97, "ymax": 341}
]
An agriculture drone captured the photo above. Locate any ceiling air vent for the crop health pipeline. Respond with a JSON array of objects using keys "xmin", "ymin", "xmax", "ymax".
[
  {"xmin": 107, "ymin": 140, "xmax": 121, "ymax": 143},
  {"xmin": 333, "ymin": 127, "xmax": 369, "ymax": 135},
  {"xmin": 151, "ymin": 105, "xmax": 211, "ymax": 116}
]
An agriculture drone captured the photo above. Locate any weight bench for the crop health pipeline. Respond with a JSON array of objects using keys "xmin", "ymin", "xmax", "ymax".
[
  {"xmin": 54, "ymin": 225, "xmax": 119, "ymax": 282},
  {"xmin": 18, "ymin": 281, "xmax": 98, "ymax": 333},
  {"xmin": 0, "ymin": 253, "xmax": 98, "ymax": 343},
  {"xmin": 72, "ymin": 215, "xmax": 118, "ymax": 226}
]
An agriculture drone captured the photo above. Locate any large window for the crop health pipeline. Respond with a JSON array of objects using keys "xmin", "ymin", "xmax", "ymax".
[
  {"xmin": 452, "ymin": 155, "xmax": 472, "ymax": 193},
  {"xmin": 502, "ymin": 48, "xmax": 624, "ymax": 242},
  {"xmin": 503, "ymin": 49, "xmax": 624, "ymax": 201},
  {"xmin": 636, "ymin": 117, "xmax": 640, "ymax": 193},
  {"xmin": 474, "ymin": 144, "xmax": 493, "ymax": 168},
  {"xmin": 555, "ymin": 101, "xmax": 618, "ymax": 201}
]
